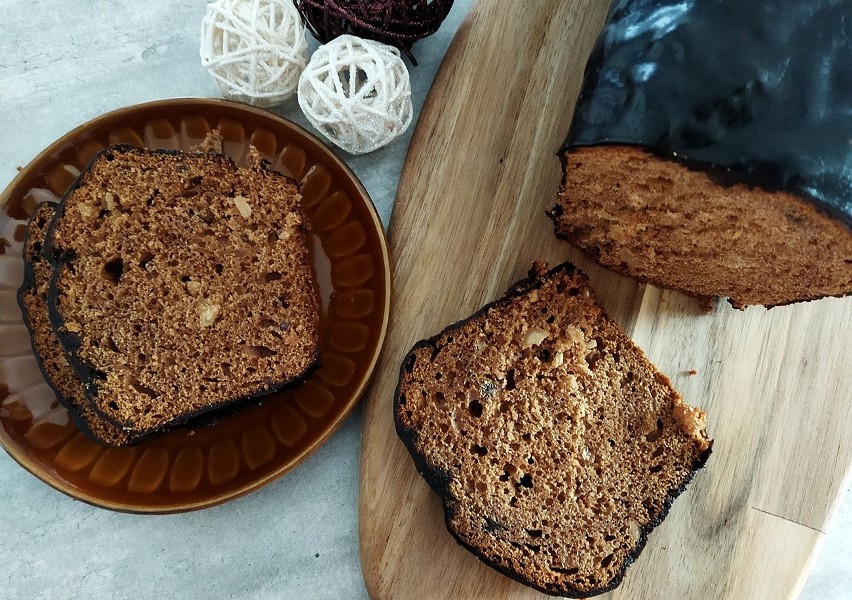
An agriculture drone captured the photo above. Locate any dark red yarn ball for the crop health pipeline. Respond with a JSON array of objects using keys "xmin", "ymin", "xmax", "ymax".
[{"xmin": 293, "ymin": 0, "xmax": 455, "ymax": 66}]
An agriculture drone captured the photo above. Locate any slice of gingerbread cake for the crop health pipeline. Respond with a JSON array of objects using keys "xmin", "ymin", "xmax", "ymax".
[
  {"xmin": 395, "ymin": 262, "xmax": 712, "ymax": 596},
  {"xmin": 44, "ymin": 144, "xmax": 320, "ymax": 437}
]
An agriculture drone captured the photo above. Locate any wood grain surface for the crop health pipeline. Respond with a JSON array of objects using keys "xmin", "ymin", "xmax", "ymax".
[{"xmin": 358, "ymin": 1, "xmax": 852, "ymax": 598}]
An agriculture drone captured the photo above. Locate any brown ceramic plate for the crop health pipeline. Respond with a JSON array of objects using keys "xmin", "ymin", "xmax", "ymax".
[{"xmin": 0, "ymin": 98, "xmax": 390, "ymax": 513}]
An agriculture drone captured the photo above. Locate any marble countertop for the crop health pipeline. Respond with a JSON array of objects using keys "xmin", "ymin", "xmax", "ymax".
[{"xmin": 0, "ymin": 1, "xmax": 848, "ymax": 598}]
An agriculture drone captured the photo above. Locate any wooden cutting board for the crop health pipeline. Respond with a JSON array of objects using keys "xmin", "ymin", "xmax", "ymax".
[{"xmin": 358, "ymin": 1, "xmax": 852, "ymax": 598}]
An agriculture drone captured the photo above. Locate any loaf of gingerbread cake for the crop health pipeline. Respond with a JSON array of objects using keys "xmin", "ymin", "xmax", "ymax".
[
  {"xmin": 550, "ymin": 0, "xmax": 852, "ymax": 308},
  {"xmin": 44, "ymin": 144, "xmax": 320, "ymax": 437},
  {"xmin": 18, "ymin": 202, "xmax": 137, "ymax": 447},
  {"xmin": 395, "ymin": 262, "xmax": 712, "ymax": 596}
]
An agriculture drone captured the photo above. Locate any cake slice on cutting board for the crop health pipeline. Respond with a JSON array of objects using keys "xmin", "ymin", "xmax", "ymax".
[{"xmin": 395, "ymin": 261, "xmax": 712, "ymax": 597}]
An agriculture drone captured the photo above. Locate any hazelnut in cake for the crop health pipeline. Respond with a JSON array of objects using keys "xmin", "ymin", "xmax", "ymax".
[
  {"xmin": 395, "ymin": 262, "xmax": 712, "ymax": 596},
  {"xmin": 550, "ymin": 0, "xmax": 852, "ymax": 308},
  {"xmin": 45, "ymin": 144, "xmax": 320, "ymax": 437}
]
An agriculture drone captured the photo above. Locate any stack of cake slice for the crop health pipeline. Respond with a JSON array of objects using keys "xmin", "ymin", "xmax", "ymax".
[{"xmin": 18, "ymin": 141, "xmax": 320, "ymax": 446}]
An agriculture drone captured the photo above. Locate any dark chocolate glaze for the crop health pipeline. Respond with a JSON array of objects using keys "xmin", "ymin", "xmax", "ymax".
[{"xmin": 563, "ymin": 0, "xmax": 852, "ymax": 227}]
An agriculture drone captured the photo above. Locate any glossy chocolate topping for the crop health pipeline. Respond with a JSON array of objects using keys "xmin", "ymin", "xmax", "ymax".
[{"xmin": 564, "ymin": 0, "xmax": 852, "ymax": 227}]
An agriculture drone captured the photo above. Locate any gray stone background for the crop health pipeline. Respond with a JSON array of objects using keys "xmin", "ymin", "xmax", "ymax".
[{"xmin": 0, "ymin": 1, "xmax": 847, "ymax": 598}]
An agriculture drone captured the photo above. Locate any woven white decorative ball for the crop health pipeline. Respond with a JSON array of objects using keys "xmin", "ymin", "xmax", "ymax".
[
  {"xmin": 298, "ymin": 35, "xmax": 413, "ymax": 155},
  {"xmin": 200, "ymin": 0, "xmax": 308, "ymax": 107}
]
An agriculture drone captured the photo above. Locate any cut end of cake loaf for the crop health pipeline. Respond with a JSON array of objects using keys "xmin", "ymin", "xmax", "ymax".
[
  {"xmin": 17, "ymin": 203, "xmax": 136, "ymax": 446},
  {"xmin": 550, "ymin": 145, "xmax": 852, "ymax": 309},
  {"xmin": 45, "ymin": 145, "xmax": 320, "ymax": 435},
  {"xmin": 395, "ymin": 262, "xmax": 712, "ymax": 597}
]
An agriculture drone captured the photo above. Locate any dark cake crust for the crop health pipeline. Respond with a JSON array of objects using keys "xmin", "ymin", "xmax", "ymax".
[
  {"xmin": 394, "ymin": 262, "xmax": 712, "ymax": 597},
  {"xmin": 398, "ymin": 423, "xmax": 709, "ymax": 598}
]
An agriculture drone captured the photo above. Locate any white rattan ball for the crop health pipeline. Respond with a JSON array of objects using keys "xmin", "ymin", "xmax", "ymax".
[
  {"xmin": 200, "ymin": 0, "xmax": 308, "ymax": 107},
  {"xmin": 298, "ymin": 35, "xmax": 413, "ymax": 155}
]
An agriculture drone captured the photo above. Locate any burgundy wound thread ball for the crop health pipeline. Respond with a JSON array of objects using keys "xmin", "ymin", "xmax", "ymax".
[{"xmin": 293, "ymin": 0, "xmax": 454, "ymax": 65}]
